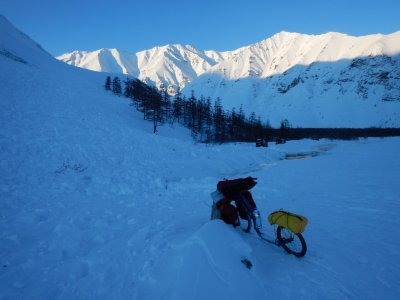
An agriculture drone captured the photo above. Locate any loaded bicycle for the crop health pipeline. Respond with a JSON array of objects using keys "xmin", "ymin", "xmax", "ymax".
[{"xmin": 211, "ymin": 177, "xmax": 308, "ymax": 258}]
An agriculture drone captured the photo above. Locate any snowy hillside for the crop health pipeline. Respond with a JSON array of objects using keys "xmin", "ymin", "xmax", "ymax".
[
  {"xmin": 1, "ymin": 15, "xmax": 400, "ymax": 300},
  {"xmin": 58, "ymin": 30, "xmax": 400, "ymax": 127},
  {"xmin": 186, "ymin": 53, "xmax": 400, "ymax": 127},
  {"xmin": 0, "ymin": 15, "xmax": 54, "ymax": 67}
]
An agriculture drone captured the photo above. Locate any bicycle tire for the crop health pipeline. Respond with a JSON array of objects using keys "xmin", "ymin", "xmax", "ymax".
[
  {"xmin": 240, "ymin": 215, "xmax": 252, "ymax": 233},
  {"xmin": 276, "ymin": 226, "xmax": 307, "ymax": 257}
]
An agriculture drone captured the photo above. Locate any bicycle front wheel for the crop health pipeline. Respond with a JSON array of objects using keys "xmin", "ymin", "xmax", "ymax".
[{"xmin": 276, "ymin": 226, "xmax": 307, "ymax": 257}]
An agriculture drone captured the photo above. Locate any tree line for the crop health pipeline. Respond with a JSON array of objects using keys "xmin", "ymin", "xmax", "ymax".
[
  {"xmin": 105, "ymin": 76, "xmax": 272, "ymax": 142},
  {"xmin": 105, "ymin": 76, "xmax": 400, "ymax": 143}
]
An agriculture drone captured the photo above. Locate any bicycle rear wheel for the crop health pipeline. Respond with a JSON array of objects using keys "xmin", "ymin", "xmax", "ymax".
[
  {"xmin": 276, "ymin": 226, "xmax": 307, "ymax": 257},
  {"xmin": 239, "ymin": 215, "xmax": 252, "ymax": 233}
]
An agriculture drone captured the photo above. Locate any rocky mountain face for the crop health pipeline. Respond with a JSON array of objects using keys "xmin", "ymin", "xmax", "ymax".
[
  {"xmin": 58, "ymin": 45, "xmax": 220, "ymax": 94},
  {"xmin": 58, "ymin": 31, "xmax": 400, "ymax": 90},
  {"xmin": 186, "ymin": 52, "xmax": 400, "ymax": 127},
  {"xmin": 58, "ymin": 30, "xmax": 400, "ymax": 127}
]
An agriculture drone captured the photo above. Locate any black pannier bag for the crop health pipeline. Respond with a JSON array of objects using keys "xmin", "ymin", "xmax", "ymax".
[{"xmin": 217, "ymin": 177, "xmax": 257, "ymax": 199}]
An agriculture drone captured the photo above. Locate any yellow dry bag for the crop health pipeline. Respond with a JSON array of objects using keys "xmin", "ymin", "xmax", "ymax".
[{"xmin": 268, "ymin": 210, "xmax": 308, "ymax": 234}]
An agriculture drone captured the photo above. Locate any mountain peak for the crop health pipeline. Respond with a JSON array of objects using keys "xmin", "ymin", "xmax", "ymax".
[{"xmin": 57, "ymin": 30, "xmax": 400, "ymax": 94}]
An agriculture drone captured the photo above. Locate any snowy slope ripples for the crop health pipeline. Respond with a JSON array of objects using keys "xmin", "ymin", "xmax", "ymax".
[{"xmin": 1, "ymin": 15, "xmax": 400, "ymax": 299}]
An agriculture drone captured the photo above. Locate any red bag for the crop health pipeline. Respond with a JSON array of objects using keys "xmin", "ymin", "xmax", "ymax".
[{"xmin": 216, "ymin": 202, "xmax": 239, "ymax": 227}]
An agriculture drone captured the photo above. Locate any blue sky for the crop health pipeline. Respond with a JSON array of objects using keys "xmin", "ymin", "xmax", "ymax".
[{"xmin": 1, "ymin": 0, "xmax": 399, "ymax": 56}]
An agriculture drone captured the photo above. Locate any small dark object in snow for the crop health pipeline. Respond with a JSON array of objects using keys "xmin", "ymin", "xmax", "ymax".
[
  {"xmin": 241, "ymin": 258, "xmax": 253, "ymax": 269},
  {"xmin": 3, "ymin": 265, "xmax": 7, "ymax": 268}
]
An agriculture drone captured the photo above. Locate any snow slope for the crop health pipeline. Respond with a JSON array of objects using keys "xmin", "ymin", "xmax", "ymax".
[
  {"xmin": 1, "ymin": 15, "xmax": 400, "ymax": 300},
  {"xmin": 140, "ymin": 138, "xmax": 400, "ymax": 300},
  {"xmin": 0, "ymin": 15, "xmax": 54, "ymax": 68},
  {"xmin": 186, "ymin": 53, "xmax": 400, "ymax": 128},
  {"xmin": 58, "ymin": 30, "xmax": 400, "ymax": 127}
]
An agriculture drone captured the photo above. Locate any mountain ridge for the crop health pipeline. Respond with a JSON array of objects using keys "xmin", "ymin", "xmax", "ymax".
[
  {"xmin": 0, "ymin": 14, "xmax": 55, "ymax": 67},
  {"xmin": 57, "ymin": 29, "xmax": 400, "ymax": 127},
  {"xmin": 57, "ymin": 30, "xmax": 400, "ymax": 92}
]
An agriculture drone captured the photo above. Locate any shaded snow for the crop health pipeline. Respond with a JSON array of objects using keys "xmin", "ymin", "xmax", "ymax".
[{"xmin": 1, "ymin": 15, "xmax": 400, "ymax": 300}]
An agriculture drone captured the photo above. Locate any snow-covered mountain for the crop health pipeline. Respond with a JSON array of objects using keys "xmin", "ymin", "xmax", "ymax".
[
  {"xmin": 58, "ymin": 30, "xmax": 400, "ymax": 127},
  {"xmin": 201, "ymin": 31, "xmax": 400, "ymax": 80},
  {"xmin": 186, "ymin": 49, "xmax": 400, "ymax": 127},
  {"xmin": 2, "ymin": 15, "xmax": 400, "ymax": 300},
  {"xmin": 58, "ymin": 45, "xmax": 221, "ymax": 94}
]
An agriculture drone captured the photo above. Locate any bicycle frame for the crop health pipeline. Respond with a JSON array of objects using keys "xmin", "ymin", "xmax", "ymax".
[
  {"xmin": 216, "ymin": 186, "xmax": 308, "ymax": 258},
  {"xmin": 236, "ymin": 192, "xmax": 292, "ymax": 247}
]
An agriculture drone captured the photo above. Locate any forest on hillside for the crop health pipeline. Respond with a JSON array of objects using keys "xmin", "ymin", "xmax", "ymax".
[{"xmin": 105, "ymin": 76, "xmax": 400, "ymax": 143}]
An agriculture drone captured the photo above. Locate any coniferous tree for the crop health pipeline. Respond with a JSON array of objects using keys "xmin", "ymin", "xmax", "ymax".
[
  {"xmin": 124, "ymin": 78, "xmax": 133, "ymax": 98},
  {"xmin": 254, "ymin": 116, "xmax": 264, "ymax": 140},
  {"xmin": 135, "ymin": 81, "xmax": 149, "ymax": 114},
  {"xmin": 123, "ymin": 78, "xmax": 130, "ymax": 97},
  {"xmin": 112, "ymin": 77, "xmax": 122, "ymax": 95},
  {"xmin": 124, "ymin": 78, "xmax": 144, "ymax": 111},
  {"xmin": 161, "ymin": 88, "xmax": 172, "ymax": 123},
  {"xmin": 105, "ymin": 76, "xmax": 112, "ymax": 91},
  {"xmin": 188, "ymin": 90, "xmax": 197, "ymax": 135},
  {"xmin": 280, "ymin": 119, "xmax": 290, "ymax": 139},
  {"xmin": 202, "ymin": 97, "xmax": 213, "ymax": 142},
  {"xmin": 229, "ymin": 107, "xmax": 236, "ymax": 141},
  {"xmin": 195, "ymin": 96, "xmax": 205, "ymax": 139},
  {"xmin": 104, "ymin": 77, "xmax": 278, "ymax": 142},
  {"xmin": 144, "ymin": 87, "xmax": 163, "ymax": 133},
  {"xmin": 213, "ymin": 97, "xmax": 225, "ymax": 142},
  {"xmin": 172, "ymin": 88, "xmax": 183, "ymax": 124},
  {"xmin": 225, "ymin": 111, "xmax": 233, "ymax": 142}
]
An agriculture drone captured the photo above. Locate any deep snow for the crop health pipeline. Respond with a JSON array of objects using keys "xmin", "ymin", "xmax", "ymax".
[{"xmin": 1, "ymin": 15, "xmax": 400, "ymax": 300}]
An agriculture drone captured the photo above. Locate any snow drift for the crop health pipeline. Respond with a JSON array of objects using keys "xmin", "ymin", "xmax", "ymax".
[{"xmin": 1, "ymin": 15, "xmax": 400, "ymax": 300}]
